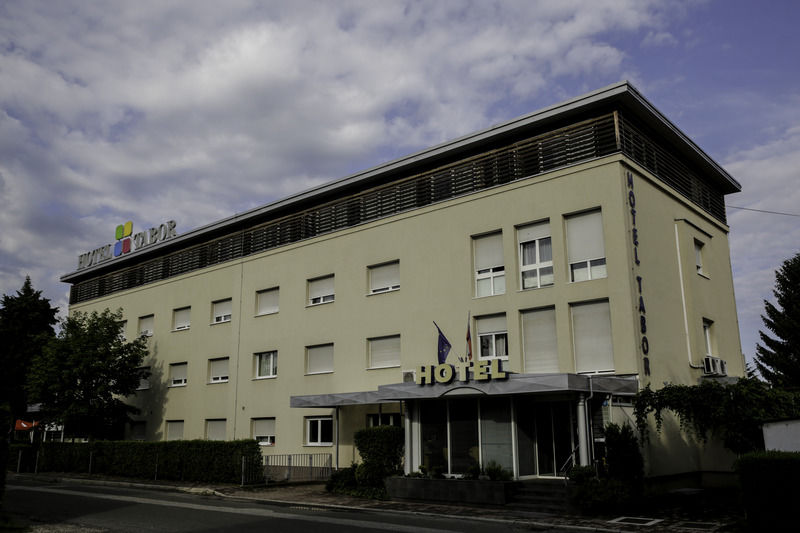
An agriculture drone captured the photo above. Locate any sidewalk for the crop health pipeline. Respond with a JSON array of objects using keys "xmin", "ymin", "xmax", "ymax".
[{"xmin": 7, "ymin": 473, "xmax": 739, "ymax": 532}]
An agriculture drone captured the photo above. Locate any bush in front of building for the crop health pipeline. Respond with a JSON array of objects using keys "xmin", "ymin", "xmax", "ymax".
[
  {"xmin": 33, "ymin": 439, "xmax": 261, "ymax": 484},
  {"xmin": 736, "ymin": 450, "xmax": 800, "ymax": 530},
  {"xmin": 327, "ymin": 425, "xmax": 404, "ymax": 499}
]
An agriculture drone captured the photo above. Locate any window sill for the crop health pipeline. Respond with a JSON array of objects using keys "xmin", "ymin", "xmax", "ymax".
[
  {"xmin": 168, "ymin": 384, "xmax": 187, "ymax": 388},
  {"xmin": 208, "ymin": 380, "xmax": 229, "ymax": 384},
  {"xmin": 518, "ymin": 284, "xmax": 554, "ymax": 292},
  {"xmin": 367, "ymin": 288, "xmax": 400, "ymax": 297},
  {"xmin": 367, "ymin": 364, "xmax": 401, "ymax": 371},
  {"xmin": 210, "ymin": 320, "xmax": 231, "ymax": 326},
  {"xmin": 255, "ymin": 311, "xmax": 279, "ymax": 317},
  {"xmin": 172, "ymin": 327, "xmax": 190, "ymax": 332},
  {"xmin": 305, "ymin": 443, "xmax": 333, "ymax": 447},
  {"xmin": 135, "ymin": 387, "xmax": 150, "ymax": 391},
  {"xmin": 253, "ymin": 375, "xmax": 277, "ymax": 381},
  {"xmin": 305, "ymin": 371, "xmax": 334, "ymax": 376},
  {"xmin": 306, "ymin": 301, "xmax": 334, "ymax": 308}
]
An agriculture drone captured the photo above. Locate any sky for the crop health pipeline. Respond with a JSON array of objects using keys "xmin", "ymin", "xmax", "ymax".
[{"xmin": 1, "ymin": 0, "xmax": 799, "ymax": 369}]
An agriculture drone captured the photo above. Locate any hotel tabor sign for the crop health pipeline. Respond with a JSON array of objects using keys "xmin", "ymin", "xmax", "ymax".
[{"xmin": 77, "ymin": 220, "xmax": 177, "ymax": 270}]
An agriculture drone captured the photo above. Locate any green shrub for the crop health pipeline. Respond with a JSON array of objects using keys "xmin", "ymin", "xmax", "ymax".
[
  {"xmin": 604, "ymin": 423, "xmax": 644, "ymax": 489},
  {"xmin": 483, "ymin": 460, "xmax": 512, "ymax": 481},
  {"xmin": 326, "ymin": 464, "xmax": 357, "ymax": 493},
  {"xmin": 353, "ymin": 425, "xmax": 404, "ymax": 475},
  {"xmin": 736, "ymin": 450, "xmax": 800, "ymax": 530}
]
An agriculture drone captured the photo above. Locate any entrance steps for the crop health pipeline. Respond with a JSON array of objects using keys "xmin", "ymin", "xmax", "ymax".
[{"xmin": 508, "ymin": 479, "xmax": 569, "ymax": 514}]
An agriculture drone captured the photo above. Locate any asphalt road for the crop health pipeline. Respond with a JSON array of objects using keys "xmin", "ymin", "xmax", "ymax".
[{"xmin": 4, "ymin": 480, "xmax": 540, "ymax": 532}]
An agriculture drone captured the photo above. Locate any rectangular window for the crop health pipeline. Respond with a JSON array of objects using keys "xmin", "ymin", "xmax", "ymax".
[
  {"xmin": 703, "ymin": 319, "xmax": 714, "ymax": 355},
  {"xmin": 256, "ymin": 288, "xmax": 279, "ymax": 315},
  {"xmin": 367, "ymin": 413, "xmax": 401, "ymax": 427},
  {"xmin": 209, "ymin": 357, "xmax": 229, "ymax": 383},
  {"xmin": 166, "ymin": 420, "xmax": 184, "ymax": 441},
  {"xmin": 522, "ymin": 308, "xmax": 558, "ymax": 373},
  {"xmin": 306, "ymin": 416, "xmax": 333, "ymax": 446},
  {"xmin": 476, "ymin": 314, "xmax": 508, "ymax": 360},
  {"xmin": 118, "ymin": 320, "xmax": 127, "ymax": 341},
  {"xmin": 255, "ymin": 350, "xmax": 278, "ymax": 378},
  {"xmin": 306, "ymin": 344, "xmax": 334, "ymax": 374},
  {"xmin": 518, "ymin": 221, "xmax": 553, "ymax": 289},
  {"xmin": 138, "ymin": 314, "xmax": 154, "ymax": 337},
  {"xmin": 572, "ymin": 300, "xmax": 614, "ymax": 374},
  {"xmin": 212, "ymin": 299, "xmax": 232, "ymax": 323},
  {"xmin": 205, "ymin": 419, "xmax": 226, "ymax": 441},
  {"xmin": 169, "ymin": 362, "xmax": 187, "ymax": 386},
  {"xmin": 173, "ymin": 307, "xmax": 191, "ymax": 331},
  {"xmin": 137, "ymin": 367, "xmax": 151, "ymax": 390},
  {"xmin": 566, "ymin": 210, "xmax": 607, "ymax": 282},
  {"xmin": 130, "ymin": 421, "xmax": 146, "ymax": 441},
  {"xmin": 474, "ymin": 233, "xmax": 505, "ymax": 297},
  {"xmin": 308, "ymin": 275, "xmax": 335, "ymax": 305},
  {"xmin": 369, "ymin": 261, "xmax": 400, "ymax": 293},
  {"xmin": 252, "ymin": 418, "xmax": 276, "ymax": 446},
  {"xmin": 694, "ymin": 240, "xmax": 706, "ymax": 276},
  {"xmin": 368, "ymin": 335, "xmax": 401, "ymax": 369}
]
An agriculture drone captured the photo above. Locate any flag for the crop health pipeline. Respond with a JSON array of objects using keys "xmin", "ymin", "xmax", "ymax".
[
  {"xmin": 434, "ymin": 321, "xmax": 452, "ymax": 364},
  {"xmin": 466, "ymin": 312, "xmax": 473, "ymax": 361}
]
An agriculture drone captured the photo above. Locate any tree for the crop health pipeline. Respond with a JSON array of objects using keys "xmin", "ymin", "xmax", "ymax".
[
  {"xmin": 755, "ymin": 252, "xmax": 800, "ymax": 390},
  {"xmin": 0, "ymin": 277, "xmax": 58, "ymax": 433},
  {"xmin": 27, "ymin": 309, "xmax": 149, "ymax": 441}
]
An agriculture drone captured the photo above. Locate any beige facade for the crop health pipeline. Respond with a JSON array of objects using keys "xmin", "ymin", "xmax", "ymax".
[{"xmin": 62, "ymin": 82, "xmax": 743, "ymax": 479}]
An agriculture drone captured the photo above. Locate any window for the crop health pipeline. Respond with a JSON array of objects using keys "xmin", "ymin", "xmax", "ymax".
[
  {"xmin": 252, "ymin": 418, "xmax": 276, "ymax": 446},
  {"xmin": 205, "ymin": 419, "xmax": 226, "ymax": 441},
  {"xmin": 138, "ymin": 314, "xmax": 154, "ymax": 337},
  {"xmin": 306, "ymin": 416, "xmax": 333, "ymax": 445},
  {"xmin": 571, "ymin": 300, "xmax": 614, "ymax": 374},
  {"xmin": 474, "ymin": 233, "xmax": 505, "ymax": 297},
  {"xmin": 136, "ymin": 367, "xmax": 151, "ymax": 390},
  {"xmin": 169, "ymin": 362, "xmax": 187, "ymax": 386},
  {"xmin": 369, "ymin": 261, "xmax": 400, "ymax": 293},
  {"xmin": 703, "ymin": 319, "xmax": 714, "ymax": 355},
  {"xmin": 118, "ymin": 320, "xmax": 127, "ymax": 340},
  {"xmin": 368, "ymin": 335, "xmax": 401, "ymax": 369},
  {"xmin": 306, "ymin": 344, "xmax": 334, "ymax": 374},
  {"xmin": 130, "ymin": 421, "xmax": 146, "ymax": 441},
  {"xmin": 166, "ymin": 420, "xmax": 184, "ymax": 441},
  {"xmin": 256, "ymin": 288, "xmax": 279, "ymax": 315},
  {"xmin": 518, "ymin": 221, "xmax": 553, "ymax": 289},
  {"xmin": 173, "ymin": 307, "xmax": 191, "ymax": 331},
  {"xmin": 566, "ymin": 210, "xmax": 607, "ymax": 282},
  {"xmin": 209, "ymin": 357, "xmax": 229, "ymax": 383},
  {"xmin": 694, "ymin": 240, "xmax": 706, "ymax": 276},
  {"xmin": 308, "ymin": 275, "xmax": 335, "ymax": 305},
  {"xmin": 521, "ymin": 308, "xmax": 558, "ymax": 373},
  {"xmin": 367, "ymin": 413, "xmax": 401, "ymax": 427},
  {"xmin": 212, "ymin": 299, "xmax": 232, "ymax": 323},
  {"xmin": 476, "ymin": 314, "xmax": 508, "ymax": 360},
  {"xmin": 255, "ymin": 351, "xmax": 278, "ymax": 378}
]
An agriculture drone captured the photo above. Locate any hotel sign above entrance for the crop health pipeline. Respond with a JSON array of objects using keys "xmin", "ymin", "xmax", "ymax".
[
  {"xmin": 416, "ymin": 359, "xmax": 508, "ymax": 385},
  {"xmin": 77, "ymin": 220, "xmax": 178, "ymax": 270}
]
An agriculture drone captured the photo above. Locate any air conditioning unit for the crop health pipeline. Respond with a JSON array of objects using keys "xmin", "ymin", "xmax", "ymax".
[
  {"xmin": 703, "ymin": 356, "xmax": 727, "ymax": 376},
  {"xmin": 402, "ymin": 370, "xmax": 416, "ymax": 383}
]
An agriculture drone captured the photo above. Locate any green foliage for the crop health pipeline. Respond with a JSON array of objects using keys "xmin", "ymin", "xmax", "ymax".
[
  {"xmin": 755, "ymin": 252, "xmax": 800, "ymax": 390},
  {"xmin": 633, "ymin": 377, "xmax": 800, "ymax": 454},
  {"xmin": 735, "ymin": 451, "xmax": 800, "ymax": 529},
  {"xmin": 603, "ymin": 423, "xmax": 644, "ymax": 487},
  {"xmin": 0, "ymin": 277, "xmax": 58, "ymax": 430},
  {"xmin": 482, "ymin": 460, "xmax": 512, "ymax": 481},
  {"xmin": 353, "ymin": 425, "xmax": 404, "ymax": 476},
  {"xmin": 325, "ymin": 464, "xmax": 357, "ymax": 492},
  {"xmin": 27, "ymin": 309, "xmax": 150, "ymax": 441},
  {"xmin": 34, "ymin": 440, "xmax": 260, "ymax": 483}
]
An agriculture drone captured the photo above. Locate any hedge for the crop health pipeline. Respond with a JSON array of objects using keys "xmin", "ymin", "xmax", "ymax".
[
  {"xmin": 735, "ymin": 450, "xmax": 800, "ymax": 530},
  {"xmin": 28, "ymin": 440, "xmax": 261, "ymax": 484}
]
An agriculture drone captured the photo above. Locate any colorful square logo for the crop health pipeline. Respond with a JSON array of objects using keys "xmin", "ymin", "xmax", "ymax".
[{"xmin": 113, "ymin": 221, "xmax": 134, "ymax": 257}]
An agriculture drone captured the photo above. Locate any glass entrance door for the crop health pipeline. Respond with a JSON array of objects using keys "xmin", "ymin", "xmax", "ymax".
[{"xmin": 516, "ymin": 398, "xmax": 575, "ymax": 477}]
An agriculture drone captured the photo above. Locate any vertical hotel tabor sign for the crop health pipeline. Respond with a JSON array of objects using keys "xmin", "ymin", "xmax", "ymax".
[
  {"xmin": 627, "ymin": 170, "xmax": 651, "ymax": 376},
  {"xmin": 77, "ymin": 220, "xmax": 177, "ymax": 270}
]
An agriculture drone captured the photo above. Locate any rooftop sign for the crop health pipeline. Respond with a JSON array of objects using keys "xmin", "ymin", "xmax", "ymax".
[{"xmin": 77, "ymin": 220, "xmax": 177, "ymax": 270}]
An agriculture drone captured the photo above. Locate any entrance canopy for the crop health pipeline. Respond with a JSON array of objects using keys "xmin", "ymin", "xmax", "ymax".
[{"xmin": 290, "ymin": 373, "xmax": 638, "ymax": 408}]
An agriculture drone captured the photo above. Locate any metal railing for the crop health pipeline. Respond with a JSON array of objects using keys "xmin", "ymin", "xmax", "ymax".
[{"xmin": 241, "ymin": 453, "xmax": 333, "ymax": 486}]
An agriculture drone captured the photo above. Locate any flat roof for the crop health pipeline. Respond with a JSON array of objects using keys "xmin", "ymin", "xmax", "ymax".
[{"xmin": 63, "ymin": 81, "xmax": 740, "ymax": 283}]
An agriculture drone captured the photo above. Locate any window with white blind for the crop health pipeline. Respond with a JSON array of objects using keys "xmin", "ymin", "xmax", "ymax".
[
  {"xmin": 369, "ymin": 261, "xmax": 400, "ymax": 294},
  {"xmin": 166, "ymin": 420, "xmax": 184, "ymax": 441},
  {"xmin": 212, "ymin": 299, "xmax": 232, "ymax": 323},
  {"xmin": 252, "ymin": 418, "xmax": 276, "ymax": 446},
  {"xmin": 571, "ymin": 300, "xmax": 614, "ymax": 374},
  {"xmin": 137, "ymin": 367, "xmax": 151, "ymax": 390},
  {"xmin": 476, "ymin": 314, "xmax": 508, "ymax": 360},
  {"xmin": 306, "ymin": 344, "xmax": 334, "ymax": 374},
  {"xmin": 522, "ymin": 308, "xmax": 559, "ymax": 373},
  {"xmin": 306, "ymin": 416, "xmax": 333, "ymax": 446},
  {"xmin": 138, "ymin": 314, "xmax": 154, "ymax": 337},
  {"xmin": 566, "ymin": 210, "xmax": 607, "ymax": 282},
  {"xmin": 173, "ymin": 307, "xmax": 190, "ymax": 330},
  {"xmin": 703, "ymin": 319, "xmax": 714, "ymax": 355},
  {"xmin": 368, "ymin": 335, "xmax": 401, "ymax": 369},
  {"xmin": 474, "ymin": 232, "xmax": 505, "ymax": 297},
  {"xmin": 694, "ymin": 240, "xmax": 706, "ymax": 276},
  {"xmin": 209, "ymin": 357, "xmax": 229, "ymax": 383},
  {"xmin": 205, "ymin": 419, "xmax": 226, "ymax": 441},
  {"xmin": 169, "ymin": 362, "xmax": 187, "ymax": 387},
  {"xmin": 256, "ymin": 288, "xmax": 279, "ymax": 315},
  {"xmin": 308, "ymin": 275, "xmax": 335, "ymax": 305},
  {"xmin": 518, "ymin": 221, "xmax": 553, "ymax": 289},
  {"xmin": 255, "ymin": 351, "xmax": 277, "ymax": 378}
]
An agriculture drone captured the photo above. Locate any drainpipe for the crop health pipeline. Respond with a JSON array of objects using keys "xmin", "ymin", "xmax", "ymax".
[
  {"xmin": 577, "ymin": 394, "xmax": 589, "ymax": 466},
  {"xmin": 403, "ymin": 402, "xmax": 412, "ymax": 475},
  {"xmin": 335, "ymin": 407, "xmax": 340, "ymax": 470}
]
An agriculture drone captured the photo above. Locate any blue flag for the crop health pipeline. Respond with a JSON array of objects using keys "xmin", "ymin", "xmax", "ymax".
[{"xmin": 434, "ymin": 321, "xmax": 452, "ymax": 364}]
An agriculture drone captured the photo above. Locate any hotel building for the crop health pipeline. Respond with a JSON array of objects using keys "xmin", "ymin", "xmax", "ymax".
[{"xmin": 61, "ymin": 82, "xmax": 744, "ymax": 481}]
